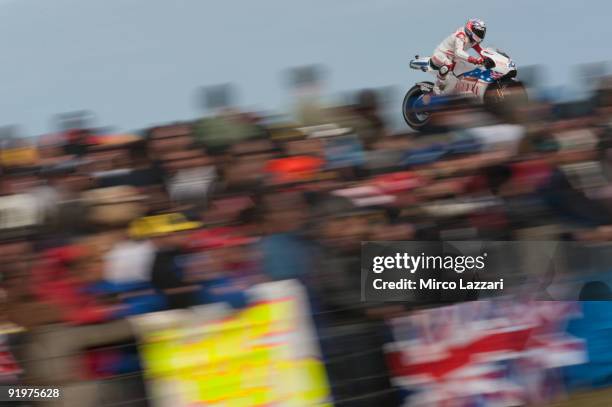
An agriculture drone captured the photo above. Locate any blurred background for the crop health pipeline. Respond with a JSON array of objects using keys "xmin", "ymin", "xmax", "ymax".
[{"xmin": 1, "ymin": 1, "xmax": 612, "ymax": 406}]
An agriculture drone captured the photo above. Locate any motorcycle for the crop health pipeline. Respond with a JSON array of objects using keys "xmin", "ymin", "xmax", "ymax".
[{"xmin": 402, "ymin": 48, "xmax": 526, "ymax": 132}]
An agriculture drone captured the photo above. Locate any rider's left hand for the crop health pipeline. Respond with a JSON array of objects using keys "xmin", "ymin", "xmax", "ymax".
[{"xmin": 468, "ymin": 56, "xmax": 484, "ymax": 65}]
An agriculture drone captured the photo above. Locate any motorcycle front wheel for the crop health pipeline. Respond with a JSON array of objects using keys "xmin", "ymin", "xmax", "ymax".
[{"xmin": 483, "ymin": 80, "xmax": 528, "ymax": 117}]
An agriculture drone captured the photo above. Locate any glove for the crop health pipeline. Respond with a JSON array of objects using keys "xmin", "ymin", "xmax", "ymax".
[{"xmin": 468, "ymin": 56, "xmax": 484, "ymax": 65}]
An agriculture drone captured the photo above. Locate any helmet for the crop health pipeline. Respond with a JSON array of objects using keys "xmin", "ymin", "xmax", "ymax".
[{"xmin": 465, "ymin": 18, "xmax": 486, "ymax": 43}]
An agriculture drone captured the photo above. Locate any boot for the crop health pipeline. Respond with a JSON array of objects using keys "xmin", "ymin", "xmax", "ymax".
[{"xmin": 434, "ymin": 74, "xmax": 447, "ymax": 95}]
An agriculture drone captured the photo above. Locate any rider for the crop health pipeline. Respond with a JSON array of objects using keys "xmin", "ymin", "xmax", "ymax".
[{"xmin": 430, "ymin": 18, "xmax": 487, "ymax": 94}]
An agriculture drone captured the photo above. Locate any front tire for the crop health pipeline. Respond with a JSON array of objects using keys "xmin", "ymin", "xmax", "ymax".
[{"xmin": 483, "ymin": 80, "xmax": 528, "ymax": 117}]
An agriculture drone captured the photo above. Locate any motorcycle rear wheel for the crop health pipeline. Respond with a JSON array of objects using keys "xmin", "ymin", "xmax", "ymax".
[{"xmin": 402, "ymin": 83, "xmax": 443, "ymax": 134}]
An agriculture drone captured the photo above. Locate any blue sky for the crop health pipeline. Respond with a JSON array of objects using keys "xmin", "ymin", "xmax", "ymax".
[{"xmin": 0, "ymin": 0, "xmax": 609, "ymax": 134}]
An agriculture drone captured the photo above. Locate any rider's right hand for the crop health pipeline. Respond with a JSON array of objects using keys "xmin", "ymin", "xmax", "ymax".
[{"xmin": 468, "ymin": 56, "xmax": 484, "ymax": 65}]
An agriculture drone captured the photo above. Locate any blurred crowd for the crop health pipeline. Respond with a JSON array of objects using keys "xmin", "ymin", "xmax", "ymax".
[{"xmin": 1, "ymin": 73, "xmax": 612, "ymax": 406}]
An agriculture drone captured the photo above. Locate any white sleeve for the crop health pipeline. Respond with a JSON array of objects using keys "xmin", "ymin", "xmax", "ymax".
[{"xmin": 454, "ymin": 34, "xmax": 471, "ymax": 61}]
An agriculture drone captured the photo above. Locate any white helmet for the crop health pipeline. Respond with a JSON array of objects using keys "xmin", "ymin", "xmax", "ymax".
[{"xmin": 465, "ymin": 18, "xmax": 486, "ymax": 43}]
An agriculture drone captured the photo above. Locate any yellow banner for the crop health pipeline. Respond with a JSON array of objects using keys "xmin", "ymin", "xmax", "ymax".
[
  {"xmin": 132, "ymin": 281, "xmax": 331, "ymax": 407},
  {"xmin": 0, "ymin": 147, "xmax": 39, "ymax": 166}
]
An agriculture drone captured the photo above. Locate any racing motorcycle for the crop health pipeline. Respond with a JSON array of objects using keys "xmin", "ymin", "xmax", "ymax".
[{"xmin": 402, "ymin": 48, "xmax": 526, "ymax": 132}]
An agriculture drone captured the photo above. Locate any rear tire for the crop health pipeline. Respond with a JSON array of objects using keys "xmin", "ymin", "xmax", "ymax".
[{"xmin": 402, "ymin": 83, "xmax": 441, "ymax": 133}]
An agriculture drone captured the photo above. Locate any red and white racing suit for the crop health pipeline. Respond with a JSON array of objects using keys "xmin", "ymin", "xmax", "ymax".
[{"xmin": 431, "ymin": 27, "xmax": 484, "ymax": 94}]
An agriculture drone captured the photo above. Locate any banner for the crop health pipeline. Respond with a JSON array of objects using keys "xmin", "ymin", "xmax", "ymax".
[
  {"xmin": 385, "ymin": 301, "xmax": 586, "ymax": 407},
  {"xmin": 0, "ymin": 146, "xmax": 38, "ymax": 167},
  {"xmin": 130, "ymin": 280, "xmax": 331, "ymax": 407}
]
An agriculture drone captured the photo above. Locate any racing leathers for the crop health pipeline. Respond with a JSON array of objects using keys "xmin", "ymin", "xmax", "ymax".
[{"xmin": 431, "ymin": 28, "xmax": 485, "ymax": 94}]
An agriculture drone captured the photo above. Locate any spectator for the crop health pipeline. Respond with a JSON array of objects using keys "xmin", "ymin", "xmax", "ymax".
[{"xmin": 130, "ymin": 213, "xmax": 203, "ymax": 309}]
